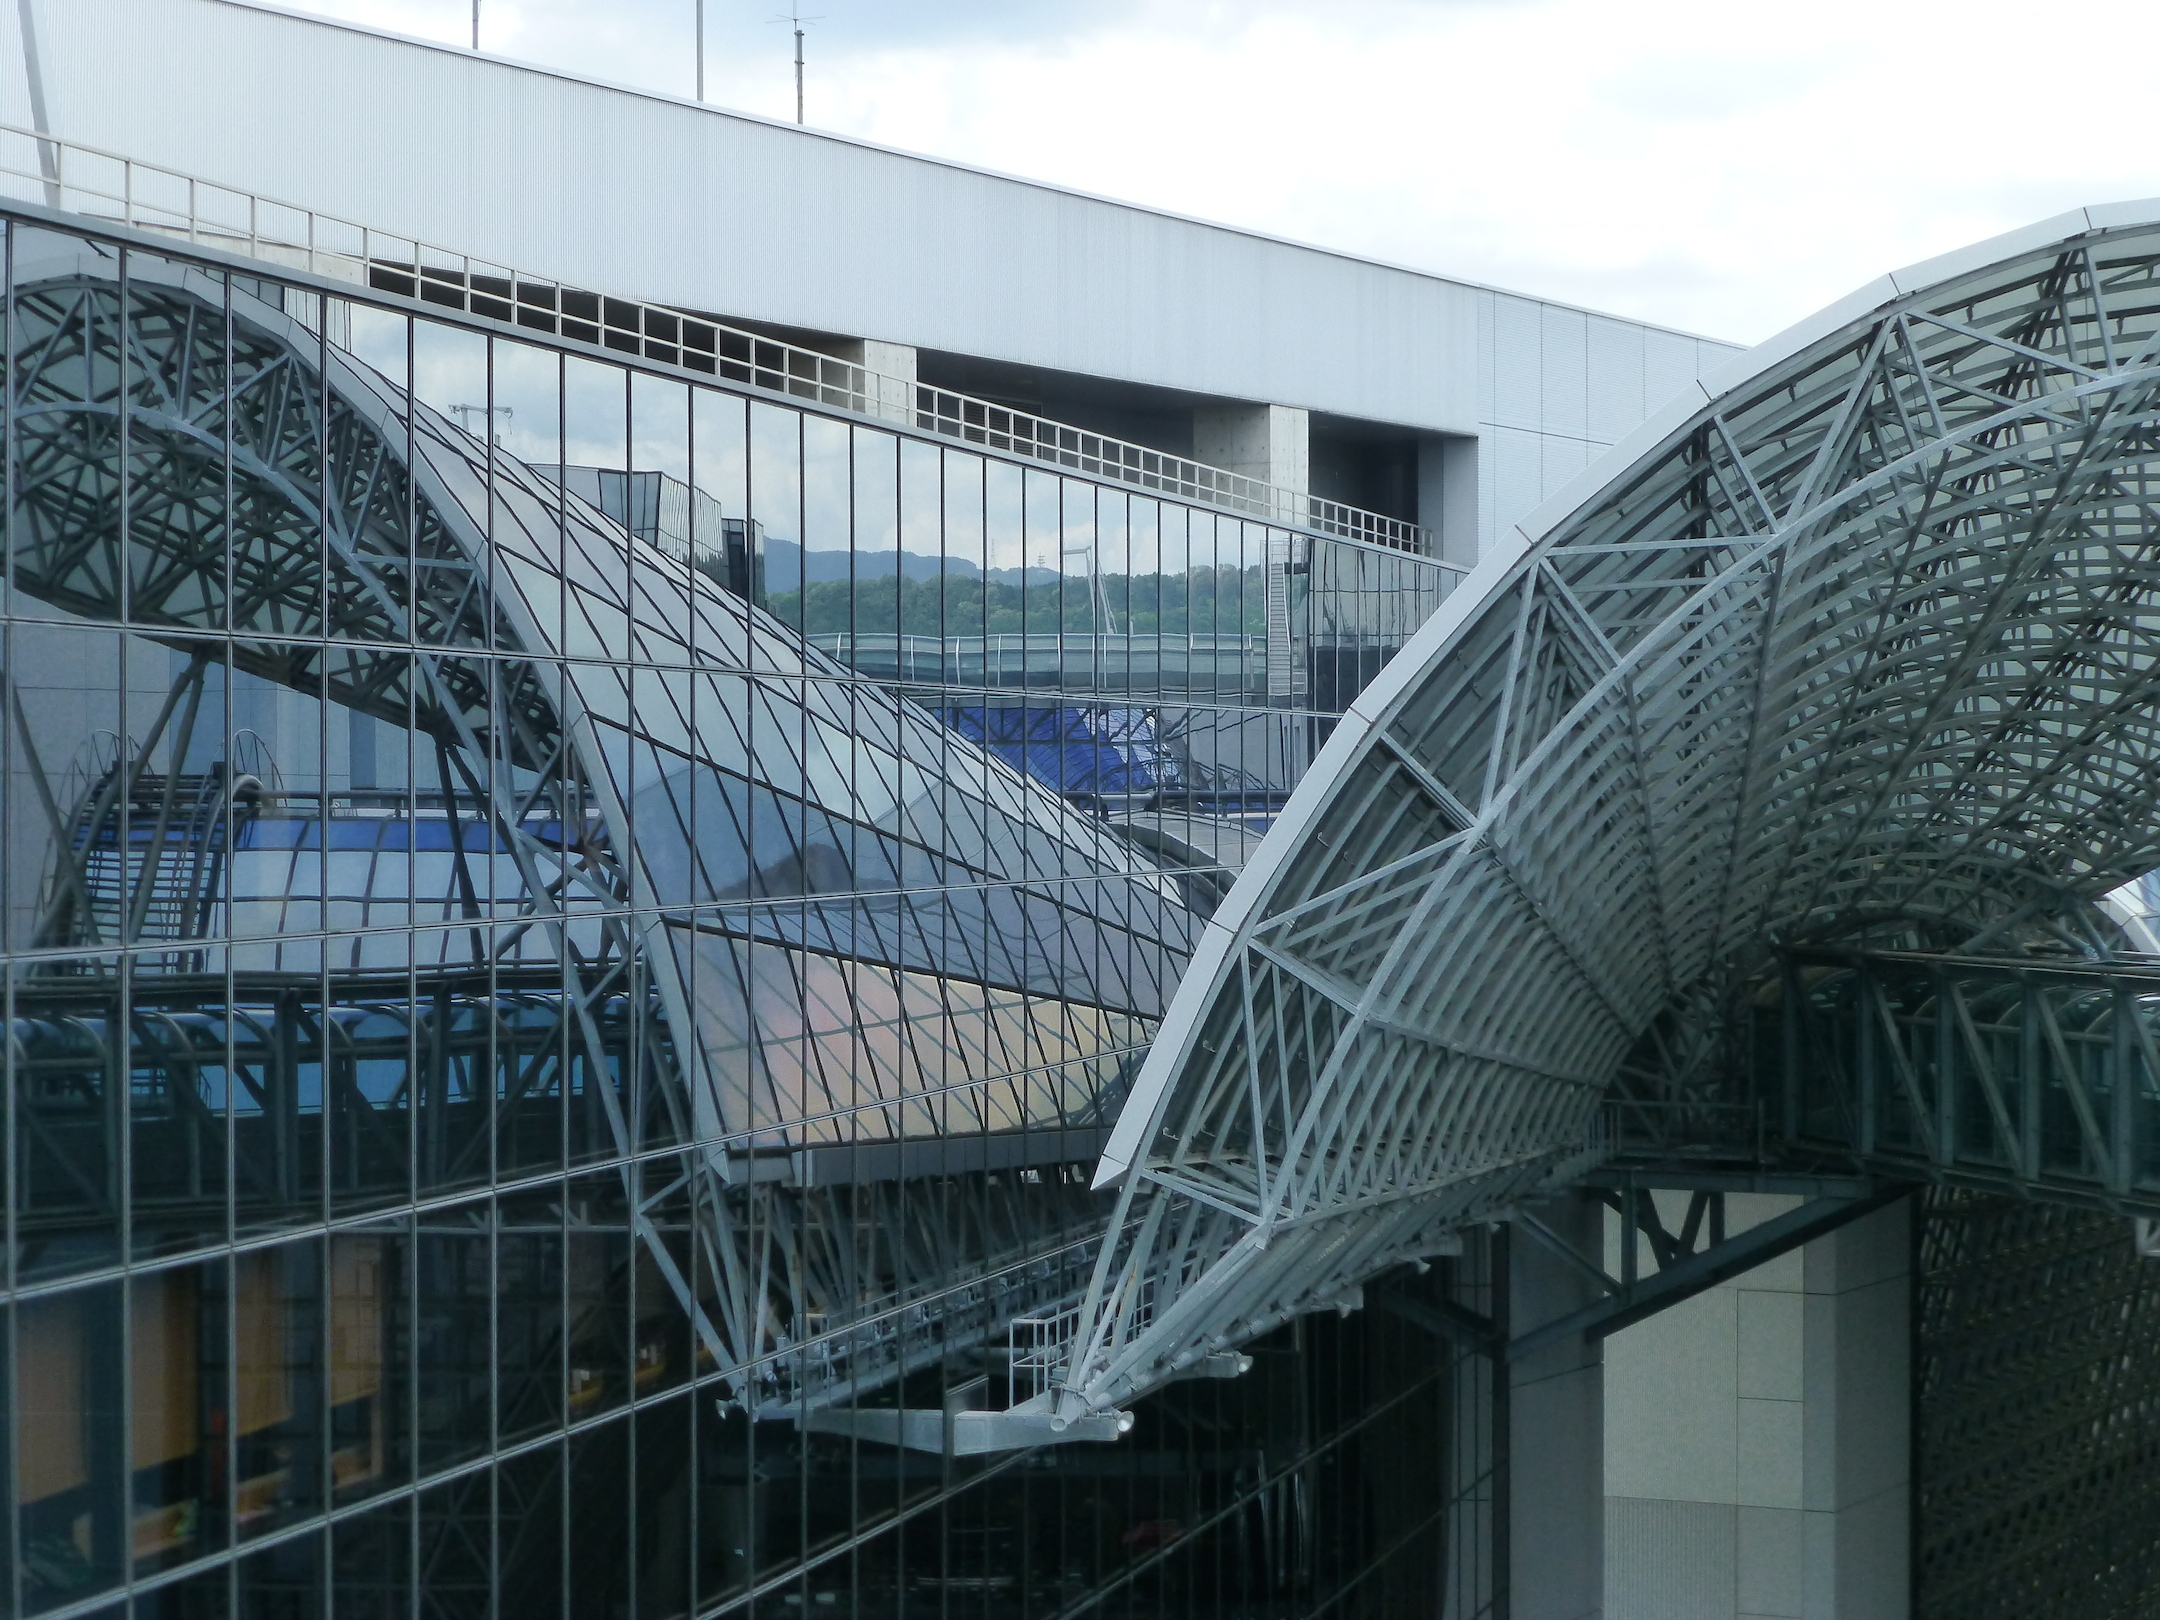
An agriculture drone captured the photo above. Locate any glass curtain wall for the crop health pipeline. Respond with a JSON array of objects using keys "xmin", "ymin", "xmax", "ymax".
[{"xmin": 0, "ymin": 211, "xmax": 1465, "ymax": 1619}]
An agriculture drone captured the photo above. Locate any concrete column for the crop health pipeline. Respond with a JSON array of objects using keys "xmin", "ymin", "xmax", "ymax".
[
  {"xmin": 855, "ymin": 338, "xmax": 917, "ymax": 421},
  {"xmin": 1192, "ymin": 402, "xmax": 1310, "ymax": 494},
  {"xmin": 1511, "ymin": 1194, "xmax": 1607, "ymax": 1620},
  {"xmin": 1418, "ymin": 435, "xmax": 1481, "ymax": 567},
  {"xmin": 1801, "ymin": 1200, "xmax": 1910, "ymax": 1619},
  {"xmin": 1603, "ymin": 1195, "xmax": 1911, "ymax": 1620},
  {"xmin": 858, "ymin": 338, "xmax": 917, "ymax": 383}
]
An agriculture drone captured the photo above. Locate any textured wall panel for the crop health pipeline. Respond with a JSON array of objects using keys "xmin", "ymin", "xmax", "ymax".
[
  {"xmin": 1539, "ymin": 303, "xmax": 1590, "ymax": 441},
  {"xmin": 1587, "ymin": 314, "xmax": 1649, "ymax": 444},
  {"xmin": 1644, "ymin": 326, "xmax": 1707, "ymax": 417},
  {"xmin": 1491, "ymin": 425, "xmax": 1546, "ymax": 540},
  {"xmin": 1607, "ymin": 1496, "xmax": 1738, "ymax": 1620},
  {"xmin": 1490, "ymin": 294, "xmax": 1546, "ymax": 430}
]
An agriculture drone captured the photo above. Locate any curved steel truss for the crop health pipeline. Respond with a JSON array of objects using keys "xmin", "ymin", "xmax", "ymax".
[{"xmin": 1060, "ymin": 207, "xmax": 2160, "ymax": 1411}]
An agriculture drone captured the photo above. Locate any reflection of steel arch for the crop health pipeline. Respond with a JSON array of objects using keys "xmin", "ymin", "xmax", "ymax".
[
  {"xmin": 1062, "ymin": 208, "xmax": 2160, "ymax": 1411},
  {"xmin": 7, "ymin": 246, "xmax": 1195, "ymax": 1412}
]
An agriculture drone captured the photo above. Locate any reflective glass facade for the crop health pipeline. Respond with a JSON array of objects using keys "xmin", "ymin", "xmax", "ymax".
[{"xmin": 0, "ymin": 210, "xmax": 1488, "ymax": 1618}]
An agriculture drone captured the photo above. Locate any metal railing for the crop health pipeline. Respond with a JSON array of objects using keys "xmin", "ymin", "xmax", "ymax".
[{"xmin": 0, "ymin": 124, "xmax": 1436, "ymax": 555}]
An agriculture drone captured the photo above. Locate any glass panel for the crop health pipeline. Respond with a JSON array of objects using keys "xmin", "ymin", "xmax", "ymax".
[
  {"xmin": 130, "ymin": 943, "xmax": 231, "ymax": 1262},
  {"xmin": 496, "ymin": 1188, "xmax": 565, "ymax": 1446},
  {"xmin": 236, "ymin": 279, "xmax": 327, "ymax": 642},
  {"xmin": 408, "ymin": 321, "xmax": 488, "ymax": 443},
  {"xmin": 339, "ymin": 304, "xmax": 407, "ymax": 396},
  {"xmin": 496, "ymin": 1441, "xmax": 564, "ymax": 1619},
  {"xmin": 12, "ymin": 227, "xmax": 124, "ymax": 630},
  {"xmin": 17, "ymin": 1281, "xmax": 125, "ymax": 1612},
  {"xmin": 799, "ymin": 414, "xmax": 849, "ymax": 645},
  {"xmin": 415, "ymin": 1202, "xmax": 490, "ymax": 1474},
  {"xmin": 327, "ymin": 1492, "xmax": 410, "ymax": 1620},
  {"xmin": 565, "ymin": 1170, "xmax": 630, "ymax": 1421},
  {"xmin": 849, "ymin": 425, "xmax": 899, "ymax": 663},
  {"xmin": 749, "ymin": 402, "xmax": 802, "ymax": 632},
  {"xmin": 125, "ymin": 252, "xmax": 230, "ymax": 635},
  {"xmin": 231, "ymin": 1237, "xmax": 324, "ymax": 1540},
  {"xmin": 561, "ymin": 357, "xmax": 629, "ymax": 664},
  {"xmin": 235, "ymin": 1524, "xmax": 321, "ymax": 1620},
  {"xmin": 129, "ymin": 1261, "xmax": 226, "ymax": 1574},
  {"xmin": 414, "ymin": 1474, "xmax": 489, "ymax": 1620},
  {"xmin": 491, "ymin": 337, "xmax": 565, "ymax": 655},
  {"xmin": 690, "ymin": 388, "xmax": 753, "ymax": 610}
]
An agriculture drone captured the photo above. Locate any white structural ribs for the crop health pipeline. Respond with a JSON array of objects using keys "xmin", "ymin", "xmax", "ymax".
[{"xmin": 1057, "ymin": 205, "xmax": 2160, "ymax": 1415}]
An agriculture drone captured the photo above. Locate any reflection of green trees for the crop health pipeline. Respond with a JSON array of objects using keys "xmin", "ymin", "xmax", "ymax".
[{"xmin": 764, "ymin": 565, "xmax": 1276, "ymax": 638}]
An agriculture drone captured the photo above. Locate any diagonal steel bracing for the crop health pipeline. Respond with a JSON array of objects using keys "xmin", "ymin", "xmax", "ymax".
[{"xmin": 1055, "ymin": 210, "xmax": 2160, "ymax": 1417}]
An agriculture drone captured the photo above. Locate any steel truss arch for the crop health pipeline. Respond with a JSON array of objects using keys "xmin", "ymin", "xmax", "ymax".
[{"xmin": 1060, "ymin": 207, "xmax": 2160, "ymax": 1412}]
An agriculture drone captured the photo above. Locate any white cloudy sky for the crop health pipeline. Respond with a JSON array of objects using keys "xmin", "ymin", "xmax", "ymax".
[{"xmin": 283, "ymin": 0, "xmax": 2160, "ymax": 346}]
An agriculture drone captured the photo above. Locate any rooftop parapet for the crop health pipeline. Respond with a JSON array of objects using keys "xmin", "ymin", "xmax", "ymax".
[{"xmin": 0, "ymin": 124, "xmax": 1438, "ymax": 558}]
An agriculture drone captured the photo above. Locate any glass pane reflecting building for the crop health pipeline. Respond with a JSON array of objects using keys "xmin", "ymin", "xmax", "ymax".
[
  {"xmin": 0, "ymin": 204, "xmax": 1501, "ymax": 1617},
  {"xmin": 0, "ymin": 5, "xmax": 1760, "ymax": 1615}
]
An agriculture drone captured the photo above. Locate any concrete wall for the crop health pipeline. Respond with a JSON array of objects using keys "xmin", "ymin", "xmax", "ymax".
[{"xmin": 1603, "ymin": 1197, "xmax": 1911, "ymax": 1620}]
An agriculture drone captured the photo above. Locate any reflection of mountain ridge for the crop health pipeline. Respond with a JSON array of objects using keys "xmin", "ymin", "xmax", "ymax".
[{"xmin": 764, "ymin": 538, "xmax": 1060, "ymax": 588}]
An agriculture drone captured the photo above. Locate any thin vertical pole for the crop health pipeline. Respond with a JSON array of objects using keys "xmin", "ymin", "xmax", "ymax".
[
  {"xmin": 696, "ymin": 0, "xmax": 705, "ymax": 100},
  {"xmin": 471, "ymin": 0, "xmax": 480, "ymax": 50},
  {"xmin": 794, "ymin": 19, "xmax": 805, "ymax": 123},
  {"xmin": 1491, "ymin": 1221, "xmax": 1511, "ymax": 1620}
]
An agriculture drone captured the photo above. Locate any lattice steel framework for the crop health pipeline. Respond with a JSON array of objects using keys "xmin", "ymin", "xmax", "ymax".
[
  {"xmin": 1915, "ymin": 1186, "xmax": 2160, "ymax": 1620},
  {"xmin": 1060, "ymin": 207, "xmax": 2160, "ymax": 1413}
]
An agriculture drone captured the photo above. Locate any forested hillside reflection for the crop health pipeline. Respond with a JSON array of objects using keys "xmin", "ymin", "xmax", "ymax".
[{"xmin": 764, "ymin": 563, "xmax": 1279, "ymax": 638}]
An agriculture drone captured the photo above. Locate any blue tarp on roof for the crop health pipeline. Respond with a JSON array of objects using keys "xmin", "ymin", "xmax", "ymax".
[{"xmin": 936, "ymin": 706, "xmax": 1181, "ymax": 801}]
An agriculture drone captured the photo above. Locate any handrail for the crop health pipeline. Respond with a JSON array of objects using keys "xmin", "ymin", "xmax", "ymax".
[{"xmin": 0, "ymin": 124, "xmax": 1439, "ymax": 556}]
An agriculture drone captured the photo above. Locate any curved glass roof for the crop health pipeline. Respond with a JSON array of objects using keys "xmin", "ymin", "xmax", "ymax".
[
  {"xmin": 1060, "ymin": 205, "xmax": 2160, "ymax": 1410},
  {"xmin": 8, "ymin": 234, "xmax": 1196, "ymax": 1161}
]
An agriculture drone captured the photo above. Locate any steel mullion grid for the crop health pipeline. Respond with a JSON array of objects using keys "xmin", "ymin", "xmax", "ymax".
[
  {"xmin": 1, "ymin": 209, "xmax": 17, "ymax": 1620},
  {"xmin": 0, "ymin": 203, "xmax": 1468, "ymax": 1615}
]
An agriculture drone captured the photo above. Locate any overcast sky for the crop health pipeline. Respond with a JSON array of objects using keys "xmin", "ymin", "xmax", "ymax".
[{"xmin": 284, "ymin": 0, "xmax": 2160, "ymax": 346}]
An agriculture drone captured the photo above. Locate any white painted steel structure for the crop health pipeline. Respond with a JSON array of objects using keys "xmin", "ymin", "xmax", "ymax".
[{"xmin": 1059, "ymin": 205, "xmax": 2160, "ymax": 1413}]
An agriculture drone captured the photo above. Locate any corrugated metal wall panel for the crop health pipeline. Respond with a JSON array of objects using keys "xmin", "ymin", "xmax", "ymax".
[
  {"xmin": 1539, "ymin": 304, "xmax": 1589, "ymax": 441},
  {"xmin": 1491, "ymin": 295, "xmax": 1543, "ymax": 431},
  {"xmin": 1540, "ymin": 433, "xmax": 1592, "ymax": 500},
  {"xmin": 1477, "ymin": 288, "xmax": 1498, "ymax": 428},
  {"xmin": 1645, "ymin": 327, "xmax": 1707, "ymax": 418},
  {"xmin": 1587, "ymin": 315, "xmax": 1648, "ymax": 445},
  {"xmin": 1478, "ymin": 430, "xmax": 1499, "ymax": 554},
  {"xmin": 1492, "ymin": 426, "xmax": 1545, "ymax": 541}
]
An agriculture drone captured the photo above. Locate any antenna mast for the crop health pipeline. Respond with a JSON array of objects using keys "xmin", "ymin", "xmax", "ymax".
[
  {"xmin": 471, "ymin": 1, "xmax": 480, "ymax": 51},
  {"xmin": 793, "ymin": 6, "xmax": 806, "ymax": 124},
  {"xmin": 772, "ymin": 4, "xmax": 820, "ymax": 125}
]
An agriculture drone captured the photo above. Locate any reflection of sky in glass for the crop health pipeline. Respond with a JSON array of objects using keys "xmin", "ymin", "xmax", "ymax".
[
  {"xmin": 491, "ymin": 337, "xmax": 563, "ymax": 467},
  {"xmin": 631, "ymin": 371, "xmax": 689, "ymax": 484},
  {"xmin": 800, "ymin": 412, "xmax": 850, "ymax": 556},
  {"xmin": 563, "ymin": 354, "xmax": 626, "ymax": 469}
]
